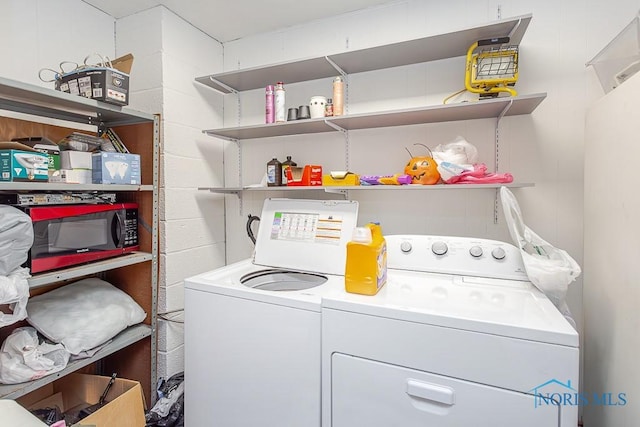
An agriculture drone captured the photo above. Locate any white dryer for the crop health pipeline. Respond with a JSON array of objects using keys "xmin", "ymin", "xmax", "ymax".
[
  {"xmin": 321, "ymin": 234, "xmax": 579, "ymax": 427},
  {"xmin": 184, "ymin": 199, "xmax": 358, "ymax": 427}
]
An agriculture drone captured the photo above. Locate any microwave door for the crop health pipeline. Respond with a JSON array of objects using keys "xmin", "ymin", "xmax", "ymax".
[
  {"xmin": 111, "ymin": 209, "xmax": 126, "ymax": 248},
  {"xmin": 51, "ymin": 217, "xmax": 112, "ymax": 251}
]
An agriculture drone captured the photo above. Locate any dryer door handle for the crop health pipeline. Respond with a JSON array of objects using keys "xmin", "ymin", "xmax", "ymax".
[{"xmin": 406, "ymin": 379, "xmax": 455, "ymax": 406}]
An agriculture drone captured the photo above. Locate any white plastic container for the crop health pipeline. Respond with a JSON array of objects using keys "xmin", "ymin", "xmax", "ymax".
[
  {"xmin": 275, "ymin": 82, "xmax": 286, "ymax": 122},
  {"xmin": 309, "ymin": 96, "xmax": 326, "ymax": 119}
]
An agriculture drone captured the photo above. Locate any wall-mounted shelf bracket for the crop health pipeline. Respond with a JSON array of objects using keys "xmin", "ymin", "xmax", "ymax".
[
  {"xmin": 323, "ymin": 188, "xmax": 349, "ymax": 199},
  {"xmin": 324, "ymin": 120, "xmax": 346, "ymax": 134},
  {"xmin": 493, "ymin": 98, "xmax": 514, "ymax": 224},
  {"xmin": 209, "ymin": 76, "xmax": 238, "ymax": 95},
  {"xmin": 508, "ymin": 18, "xmax": 523, "ymax": 39},
  {"xmin": 203, "ymin": 130, "xmax": 240, "ymax": 144},
  {"xmin": 97, "ymin": 120, "xmax": 107, "ymax": 136},
  {"xmin": 497, "ymin": 98, "xmax": 513, "ymax": 124},
  {"xmin": 325, "ymin": 120, "xmax": 350, "ymax": 169},
  {"xmin": 324, "ymin": 56, "xmax": 347, "ymax": 78}
]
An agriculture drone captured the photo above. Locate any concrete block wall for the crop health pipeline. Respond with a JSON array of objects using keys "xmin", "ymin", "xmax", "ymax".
[
  {"xmin": 1, "ymin": 0, "xmax": 226, "ymax": 385},
  {"xmin": 116, "ymin": 6, "xmax": 225, "ymax": 380}
]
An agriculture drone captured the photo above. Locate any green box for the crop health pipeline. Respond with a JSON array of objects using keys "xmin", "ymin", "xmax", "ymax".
[
  {"xmin": 0, "ymin": 149, "xmax": 49, "ymax": 182},
  {"xmin": 11, "ymin": 137, "xmax": 60, "ymax": 171}
]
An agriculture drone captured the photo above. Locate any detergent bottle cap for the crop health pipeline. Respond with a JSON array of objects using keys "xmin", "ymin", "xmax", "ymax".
[{"xmin": 351, "ymin": 226, "xmax": 372, "ymax": 243}]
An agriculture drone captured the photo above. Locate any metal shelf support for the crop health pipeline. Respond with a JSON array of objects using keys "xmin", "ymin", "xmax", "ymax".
[{"xmin": 493, "ymin": 99, "xmax": 514, "ymax": 224}]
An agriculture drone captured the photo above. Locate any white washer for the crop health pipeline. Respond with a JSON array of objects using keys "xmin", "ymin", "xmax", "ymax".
[
  {"xmin": 184, "ymin": 199, "xmax": 359, "ymax": 427},
  {"xmin": 322, "ymin": 235, "xmax": 579, "ymax": 427}
]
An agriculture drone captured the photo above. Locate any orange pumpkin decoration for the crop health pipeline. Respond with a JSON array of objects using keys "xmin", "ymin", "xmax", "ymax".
[{"xmin": 404, "ymin": 144, "xmax": 440, "ymax": 185}]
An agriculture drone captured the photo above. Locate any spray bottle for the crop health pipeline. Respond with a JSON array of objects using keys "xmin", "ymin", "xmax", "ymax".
[
  {"xmin": 265, "ymin": 85, "xmax": 275, "ymax": 123},
  {"xmin": 275, "ymin": 82, "xmax": 286, "ymax": 123}
]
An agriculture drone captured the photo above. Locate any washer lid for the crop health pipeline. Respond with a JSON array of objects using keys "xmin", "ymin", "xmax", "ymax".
[{"xmin": 254, "ymin": 198, "xmax": 359, "ymax": 275}]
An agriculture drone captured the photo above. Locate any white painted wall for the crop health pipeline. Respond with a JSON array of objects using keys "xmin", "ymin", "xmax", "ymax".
[
  {"xmin": 220, "ymin": 1, "xmax": 640, "ymax": 424},
  {"xmin": 0, "ymin": 0, "xmax": 114, "ymax": 85},
  {"xmin": 584, "ymin": 70, "xmax": 640, "ymax": 427},
  {"xmin": 116, "ymin": 6, "xmax": 225, "ymax": 380}
]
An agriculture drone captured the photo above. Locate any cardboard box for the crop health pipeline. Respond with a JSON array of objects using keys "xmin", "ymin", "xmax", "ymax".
[
  {"xmin": 286, "ymin": 165, "xmax": 322, "ymax": 186},
  {"xmin": 11, "ymin": 137, "xmax": 61, "ymax": 171},
  {"xmin": 322, "ymin": 171, "xmax": 360, "ymax": 186},
  {"xmin": 49, "ymin": 169, "xmax": 93, "ymax": 184},
  {"xmin": 61, "ymin": 150, "xmax": 93, "ymax": 170},
  {"xmin": 0, "ymin": 141, "xmax": 49, "ymax": 182},
  {"xmin": 92, "ymin": 152, "xmax": 141, "ymax": 185},
  {"xmin": 54, "ymin": 54, "xmax": 133, "ymax": 106},
  {"xmin": 17, "ymin": 373, "xmax": 146, "ymax": 427}
]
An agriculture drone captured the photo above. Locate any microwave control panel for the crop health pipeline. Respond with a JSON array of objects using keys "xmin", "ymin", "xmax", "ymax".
[{"xmin": 124, "ymin": 208, "xmax": 138, "ymax": 247}]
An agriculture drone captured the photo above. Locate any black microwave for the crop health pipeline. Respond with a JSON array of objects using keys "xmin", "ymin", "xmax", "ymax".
[{"xmin": 23, "ymin": 203, "xmax": 139, "ymax": 273}]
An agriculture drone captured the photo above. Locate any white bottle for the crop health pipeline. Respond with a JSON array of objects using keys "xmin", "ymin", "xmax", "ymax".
[{"xmin": 275, "ymin": 82, "xmax": 286, "ymax": 123}]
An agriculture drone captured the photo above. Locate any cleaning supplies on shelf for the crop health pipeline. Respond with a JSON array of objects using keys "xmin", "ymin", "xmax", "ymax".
[
  {"xmin": 275, "ymin": 82, "xmax": 286, "ymax": 123},
  {"xmin": 265, "ymin": 85, "xmax": 275, "ymax": 124},
  {"xmin": 281, "ymin": 156, "xmax": 297, "ymax": 186},
  {"xmin": 360, "ymin": 174, "xmax": 411, "ymax": 185},
  {"xmin": 345, "ymin": 223, "xmax": 387, "ymax": 296},
  {"xmin": 322, "ymin": 171, "xmax": 360, "ymax": 186},
  {"xmin": 266, "ymin": 158, "xmax": 282, "ymax": 187},
  {"xmin": 286, "ymin": 165, "xmax": 322, "ymax": 186}
]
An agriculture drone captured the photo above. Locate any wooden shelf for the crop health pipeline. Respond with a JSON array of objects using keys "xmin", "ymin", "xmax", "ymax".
[
  {"xmin": 195, "ymin": 14, "xmax": 532, "ymax": 93},
  {"xmin": 28, "ymin": 252, "xmax": 153, "ymax": 289},
  {"xmin": 0, "ymin": 76, "xmax": 159, "ymax": 404},
  {"xmin": 0, "ymin": 324, "xmax": 152, "ymax": 400}
]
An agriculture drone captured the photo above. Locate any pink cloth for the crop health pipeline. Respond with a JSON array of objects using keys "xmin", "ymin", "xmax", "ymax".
[{"xmin": 444, "ymin": 163, "xmax": 513, "ymax": 184}]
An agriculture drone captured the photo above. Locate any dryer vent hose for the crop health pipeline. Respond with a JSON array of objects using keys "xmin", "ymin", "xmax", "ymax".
[{"xmin": 246, "ymin": 214, "xmax": 260, "ymax": 245}]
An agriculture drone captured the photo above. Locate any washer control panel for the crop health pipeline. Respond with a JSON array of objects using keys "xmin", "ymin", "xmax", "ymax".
[{"xmin": 386, "ymin": 235, "xmax": 529, "ymax": 281}]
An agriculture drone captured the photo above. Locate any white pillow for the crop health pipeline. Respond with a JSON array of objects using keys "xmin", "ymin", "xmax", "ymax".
[{"xmin": 26, "ymin": 278, "xmax": 147, "ymax": 355}]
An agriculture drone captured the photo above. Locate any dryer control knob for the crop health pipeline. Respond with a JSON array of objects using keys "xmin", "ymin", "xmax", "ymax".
[
  {"xmin": 469, "ymin": 245, "xmax": 483, "ymax": 258},
  {"xmin": 400, "ymin": 241, "xmax": 413, "ymax": 253},
  {"xmin": 491, "ymin": 247, "xmax": 506, "ymax": 260},
  {"xmin": 431, "ymin": 241, "xmax": 448, "ymax": 256}
]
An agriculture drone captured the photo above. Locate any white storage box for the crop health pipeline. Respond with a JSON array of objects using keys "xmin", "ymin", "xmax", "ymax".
[
  {"xmin": 49, "ymin": 169, "xmax": 92, "ymax": 184},
  {"xmin": 60, "ymin": 150, "xmax": 93, "ymax": 170}
]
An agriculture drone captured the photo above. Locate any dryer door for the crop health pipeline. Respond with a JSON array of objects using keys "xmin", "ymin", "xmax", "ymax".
[{"xmin": 331, "ymin": 353, "xmax": 559, "ymax": 427}]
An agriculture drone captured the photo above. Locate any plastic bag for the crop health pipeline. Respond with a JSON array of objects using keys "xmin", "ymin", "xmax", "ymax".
[
  {"xmin": 0, "ymin": 205, "xmax": 33, "ymax": 276},
  {"xmin": 500, "ymin": 187, "xmax": 581, "ymax": 326},
  {"xmin": 0, "ymin": 267, "xmax": 31, "ymax": 327},
  {"xmin": 0, "ymin": 327, "xmax": 70, "ymax": 384},
  {"xmin": 432, "ymin": 136, "xmax": 479, "ymax": 166},
  {"xmin": 440, "ymin": 163, "xmax": 513, "ymax": 184},
  {"xmin": 146, "ymin": 372, "xmax": 185, "ymax": 427}
]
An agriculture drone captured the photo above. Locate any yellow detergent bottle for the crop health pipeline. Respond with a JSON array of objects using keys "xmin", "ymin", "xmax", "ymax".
[{"xmin": 345, "ymin": 222, "xmax": 388, "ymax": 295}]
